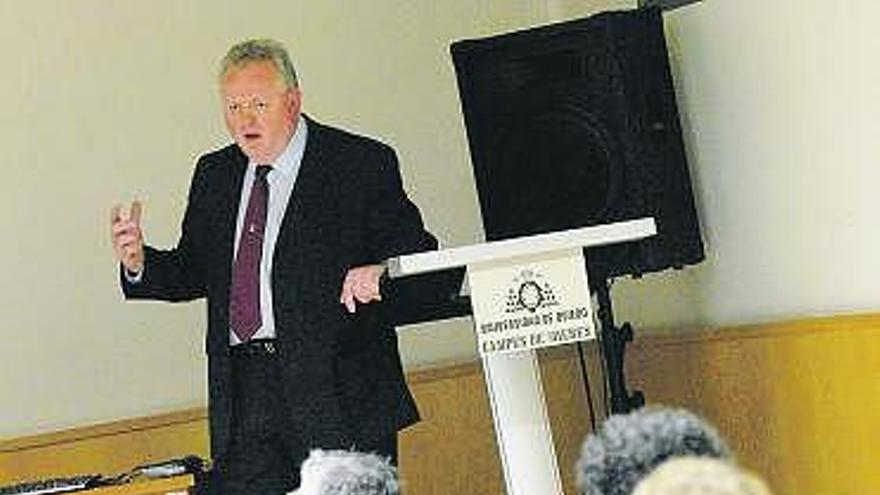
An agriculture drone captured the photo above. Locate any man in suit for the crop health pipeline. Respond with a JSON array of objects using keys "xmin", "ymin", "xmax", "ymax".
[{"xmin": 110, "ymin": 38, "xmax": 449, "ymax": 494}]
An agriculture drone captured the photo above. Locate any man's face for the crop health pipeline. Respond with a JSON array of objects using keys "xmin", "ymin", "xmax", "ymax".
[{"xmin": 221, "ymin": 61, "xmax": 301, "ymax": 164}]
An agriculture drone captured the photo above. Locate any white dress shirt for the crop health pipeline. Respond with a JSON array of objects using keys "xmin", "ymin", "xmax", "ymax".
[{"xmin": 229, "ymin": 118, "xmax": 308, "ymax": 345}]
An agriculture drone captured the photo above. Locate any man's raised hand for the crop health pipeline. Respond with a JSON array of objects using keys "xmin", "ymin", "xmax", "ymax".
[{"xmin": 110, "ymin": 201, "xmax": 144, "ymax": 273}]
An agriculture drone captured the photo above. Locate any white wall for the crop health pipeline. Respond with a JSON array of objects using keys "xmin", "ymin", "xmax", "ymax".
[
  {"xmin": 660, "ymin": 0, "xmax": 880, "ymax": 326},
  {"xmin": 2, "ymin": 0, "xmax": 878, "ymax": 439}
]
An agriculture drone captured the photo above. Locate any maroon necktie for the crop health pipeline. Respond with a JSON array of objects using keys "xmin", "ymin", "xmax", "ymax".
[{"xmin": 229, "ymin": 165, "xmax": 271, "ymax": 342}]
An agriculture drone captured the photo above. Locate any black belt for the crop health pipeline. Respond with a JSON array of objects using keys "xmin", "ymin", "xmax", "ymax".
[{"xmin": 230, "ymin": 339, "xmax": 277, "ymax": 357}]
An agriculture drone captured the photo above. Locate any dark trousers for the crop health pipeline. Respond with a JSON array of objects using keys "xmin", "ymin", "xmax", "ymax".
[{"xmin": 205, "ymin": 342, "xmax": 398, "ymax": 495}]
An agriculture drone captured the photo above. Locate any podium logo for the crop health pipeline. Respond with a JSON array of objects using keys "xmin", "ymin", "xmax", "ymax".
[{"xmin": 504, "ymin": 268, "xmax": 560, "ymax": 314}]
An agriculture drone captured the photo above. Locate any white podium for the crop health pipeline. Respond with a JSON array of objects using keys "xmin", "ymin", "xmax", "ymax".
[{"xmin": 387, "ymin": 218, "xmax": 657, "ymax": 495}]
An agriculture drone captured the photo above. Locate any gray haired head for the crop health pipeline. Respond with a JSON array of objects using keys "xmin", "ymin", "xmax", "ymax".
[
  {"xmin": 575, "ymin": 406, "xmax": 732, "ymax": 495},
  {"xmin": 291, "ymin": 449, "xmax": 400, "ymax": 495},
  {"xmin": 220, "ymin": 38, "xmax": 299, "ymax": 89}
]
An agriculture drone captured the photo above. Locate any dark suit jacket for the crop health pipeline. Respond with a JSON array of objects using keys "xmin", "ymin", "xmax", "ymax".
[{"xmin": 122, "ymin": 116, "xmax": 442, "ymax": 462}]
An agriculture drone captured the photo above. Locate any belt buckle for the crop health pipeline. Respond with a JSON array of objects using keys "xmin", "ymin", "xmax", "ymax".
[{"xmin": 263, "ymin": 341, "xmax": 276, "ymax": 355}]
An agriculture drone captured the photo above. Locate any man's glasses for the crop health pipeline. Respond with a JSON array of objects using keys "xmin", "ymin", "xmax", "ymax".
[{"xmin": 225, "ymin": 96, "xmax": 276, "ymax": 116}]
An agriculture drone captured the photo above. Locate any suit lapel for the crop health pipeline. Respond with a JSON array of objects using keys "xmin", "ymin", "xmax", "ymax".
[
  {"xmin": 216, "ymin": 148, "xmax": 249, "ymax": 303},
  {"xmin": 273, "ymin": 116, "xmax": 326, "ymax": 268}
]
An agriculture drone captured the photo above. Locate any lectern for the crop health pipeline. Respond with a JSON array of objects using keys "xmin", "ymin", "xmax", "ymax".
[{"xmin": 387, "ymin": 218, "xmax": 656, "ymax": 495}]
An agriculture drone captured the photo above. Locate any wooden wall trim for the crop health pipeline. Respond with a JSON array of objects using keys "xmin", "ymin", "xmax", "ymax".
[
  {"xmin": 634, "ymin": 311, "xmax": 880, "ymax": 347},
  {"xmin": 0, "ymin": 409, "xmax": 207, "ymax": 454}
]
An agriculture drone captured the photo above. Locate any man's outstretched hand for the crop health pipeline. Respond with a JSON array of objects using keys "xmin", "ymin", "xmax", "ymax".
[{"xmin": 110, "ymin": 201, "xmax": 144, "ymax": 274}]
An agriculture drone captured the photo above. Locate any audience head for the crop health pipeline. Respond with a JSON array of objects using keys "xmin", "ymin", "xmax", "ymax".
[
  {"xmin": 632, "ymin": 457, "xmax": 773, "ymax": 495},
  {"xmin": 575, "ymin": 406, "xmax": 732, "ymax": 495},
  {"xmin": 290, "ymin": 449, "xmax": 399, "ymax": 495}
]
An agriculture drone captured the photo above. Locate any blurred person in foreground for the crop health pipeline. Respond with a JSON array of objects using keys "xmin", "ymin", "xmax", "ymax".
[
  {"xmin": 575, "ymin": 406, "xmax": 732, "ymax": 495},
  {"xmin": 290, "ymin": 449, "xmax": 399, "ymax": 495},
  {"xmin": 632, "ymin": 457, "xmax": 773, "ymax": 495}
]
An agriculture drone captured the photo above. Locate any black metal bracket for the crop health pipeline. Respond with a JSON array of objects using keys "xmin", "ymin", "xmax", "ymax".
[{"xmin": 594, "ymin": 278, "xmax": 644, "ymax": 414}]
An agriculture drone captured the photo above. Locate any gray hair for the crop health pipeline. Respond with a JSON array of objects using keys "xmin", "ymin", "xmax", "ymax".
[
  {"xmin": 575, "ymin": 406, "xmax": 732, "ymax": 495},
  {"xmin": 220, "ymin": 38, "xmax": 299, "ymax": 89},
  {"xmin": 291, "ymin": 449, "xmax": 400, "ymax": 495}
]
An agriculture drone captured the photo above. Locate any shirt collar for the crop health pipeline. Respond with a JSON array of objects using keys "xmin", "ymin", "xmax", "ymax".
[{"xmin": 251, "ymin": 116, "xmax": 308, "ymax": 177}]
